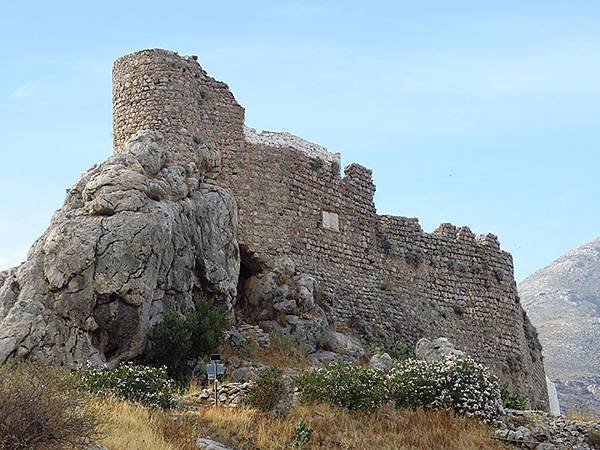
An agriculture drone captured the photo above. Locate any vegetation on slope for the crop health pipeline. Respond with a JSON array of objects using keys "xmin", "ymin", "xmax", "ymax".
[
  {"xmin": 145, "ymin": 295, "xmax": 229, "ymax": 386},
  {"xmin": 0, "ymin": 359, "xmax": 513, "ymax": 450},
  {"xmin": 94, "ymin": 401, "xmax": 509, "ymax": 450}
]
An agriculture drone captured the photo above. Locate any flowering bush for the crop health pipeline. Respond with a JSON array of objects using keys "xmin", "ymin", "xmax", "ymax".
[
  {"xmin": 387, "ymin": 355, "xmax": 502, "ymax": 423},
  {"xmin": 295, "ymin": 362, "xmax": 388, "ymax": 411},
  {"xmin": 77, "ymin": 362, "xmax": 176, "ymax": 409},
  {"xmin": 295, "ymin": 356, "xmax": 502, "ymax": 422}
]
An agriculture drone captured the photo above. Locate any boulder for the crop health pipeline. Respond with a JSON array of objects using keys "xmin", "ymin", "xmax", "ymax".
[
  {"xmin": 370, "ymin": 352, "xmax": 394, "ymax": 370},
  {"xmin": 321, "ymin": 330, "xmax": 365, "ymax": 359},
  {"xmin": 196, "ymin": 438, "xmax": 238, "ymax": 450},
  {"xmin": 308, "ymin": 350, "xmax": 340, "ymax": 366},
  {"xmin": 415, "ymin": 337, "xmax": 465, "ymax": 363},
  {"xmin": 0, "ymin": 131, "xmax": 240, "ymax": 367}
]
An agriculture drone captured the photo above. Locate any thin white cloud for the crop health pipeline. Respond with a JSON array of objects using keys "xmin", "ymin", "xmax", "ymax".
[{"xmin": 10, "ymin": 81, "xmax": 38, "ymax": 98}]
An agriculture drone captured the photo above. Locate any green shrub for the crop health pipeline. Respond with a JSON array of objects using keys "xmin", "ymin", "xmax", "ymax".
[
  {"xmin": 145, "ymin": 295, "xmax": 228, "ymax": 385},
  {"xmin": 387, "ymin": 355, "xmax": 502, "ymax": 423},
  {"xmin": 500, "ymin": 383, "xmax": 528, "ymax": 410},
  {"xmin": 295, "ymin": 362, "xmax": 388, "ymax": 411},
  {"xmin": 388, "ymin": 340, "xmax": 414, "ymax": 361},
  {"xmin": 248, "ymin": 367, "xmax": 286, "ymax": 412},
  {"xmin": 0, "ymin": 362, "xmax": 101, "ymax": 450},
  {"xmin": 371, "ymin": 340, "xmax": 414, "ymax": 361},
  {"xmin": 77, "ymin": 362, "xmax": 175, "ymax": 409},
  {"xmin": 380, "ymin": 279, "xmax": 394, "ymax": 291},
  {"xmin": 587, "ymin": 429, "xmax": 600, "ymax": 449},
  {"xmin": 289, "ymin": 419, "xmax": 313, "ymax": 448}
]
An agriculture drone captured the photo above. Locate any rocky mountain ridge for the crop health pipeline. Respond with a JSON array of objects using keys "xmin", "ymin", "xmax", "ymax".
[{"xmin": 519, "ymin": 237, "xmax": 600, "ymax": 413}]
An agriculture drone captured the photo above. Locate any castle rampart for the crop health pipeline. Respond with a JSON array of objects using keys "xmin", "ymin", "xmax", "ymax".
[{"xmin": 112, "ymin": 49, "xmax": 548, "ymax": 408}]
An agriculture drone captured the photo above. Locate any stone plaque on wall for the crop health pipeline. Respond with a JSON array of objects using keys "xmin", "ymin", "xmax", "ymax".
[{"xmin": 322, "ymin": 211, "xmax": 339, "ymax": 232}]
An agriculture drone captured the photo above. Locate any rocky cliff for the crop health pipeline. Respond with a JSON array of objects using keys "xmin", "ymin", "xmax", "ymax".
[
  {"xmin": 519, "ymin": 238, "xmax": 600, "ymax": 412},
  {"xmin": 0, "ymin": 131, "xmax": 239, "ymax": 367}
]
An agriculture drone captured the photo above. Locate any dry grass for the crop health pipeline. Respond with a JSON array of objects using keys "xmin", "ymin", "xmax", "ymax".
[
  {"xmin": 94, "ymin": 397, "xmax": 509, "ymax": 449},
  {"xmin": 191, "ymin": 403, "xmax": 510, "ymax": 450},
  {"xmin": 567, "ymin": 404, "xmax": 600, "ymax": 421},
  {"xmin": 0, "ymin": 362, "xmax": 102, "ymax": 450},
  {"xmin": 92, "ymin": 398, "xmax": 197, "ymax": 450}
]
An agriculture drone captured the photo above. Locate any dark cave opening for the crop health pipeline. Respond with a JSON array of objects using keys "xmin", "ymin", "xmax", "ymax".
[{"xmin": 236, "ymin": 244, "xmax": 266, "ymax": 312}]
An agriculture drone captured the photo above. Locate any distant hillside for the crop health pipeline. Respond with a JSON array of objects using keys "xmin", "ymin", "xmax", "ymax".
[{"xmin": 519, "ymin": 238, "xmax": 600, "ymax": 412}]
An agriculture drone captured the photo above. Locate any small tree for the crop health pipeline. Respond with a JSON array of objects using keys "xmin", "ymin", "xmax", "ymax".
[
  {"xmin": 146, "ymin": 294, "xmax": 228, "ymax": 385},
  {"xmin": 248, "ymin": 367, "xmax": 286, "ymax": 412},
  {"xmin": 145, "ymin": 312, "xmax": 194, "ymax": 386},
  {"xmin": 191, "ymin": 295, "xmax": 230, "ymax": 357}
]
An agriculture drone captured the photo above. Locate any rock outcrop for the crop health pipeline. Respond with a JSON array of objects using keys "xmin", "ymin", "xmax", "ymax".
[
  {"xmin": 415, "ymin": 337, "xmax": 466, "ymax": 363},
  {"xmin": 240, "ymin": 262, "xmax": 330, "ymax": 353},
  {"xmin": 0, "ymin": 131, "xmax": 240, "ymax": 367},
  {"xmin": 495, "ymin": 409, "xmax": 600, "ymax": 449},
  {"xmin": 369, "ymin": 352, "xmax": 395, "ymax": 371}
]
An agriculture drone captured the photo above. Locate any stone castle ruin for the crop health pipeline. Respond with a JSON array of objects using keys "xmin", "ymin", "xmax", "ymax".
[{"xmin": 0, "ymin": 49, "xmax": 548, "ymax": 409}]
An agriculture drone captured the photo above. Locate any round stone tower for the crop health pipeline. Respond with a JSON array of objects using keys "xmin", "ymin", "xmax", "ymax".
[{"xmin": 112, "ymin": 49, "xmax": 245, "ymax": 166}]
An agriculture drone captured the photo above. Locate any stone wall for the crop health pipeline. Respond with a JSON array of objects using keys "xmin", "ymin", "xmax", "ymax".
[{"xmin": 112, "ymin": 49, "xmax": 549, "ymax": 408}]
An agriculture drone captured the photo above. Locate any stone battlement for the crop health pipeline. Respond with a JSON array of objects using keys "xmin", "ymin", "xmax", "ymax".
[{"xmin": 111, "ymin": 49, "xmax": 548, "ymax": 409}]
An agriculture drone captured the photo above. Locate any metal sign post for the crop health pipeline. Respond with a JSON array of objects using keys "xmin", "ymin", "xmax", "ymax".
[
  {"xmin": 213, "ymin": 360, "xmax": 218, "ymax": 406},
  {"xmin": 207, "ymin": 353, "xmax": 224, "ymax": 407}
]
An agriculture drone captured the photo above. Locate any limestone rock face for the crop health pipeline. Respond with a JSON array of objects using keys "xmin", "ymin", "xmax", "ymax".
[
  {"xmin": 241, "ymin": 263, "xmax": 330, "ymax": 352},
  {"xmin": 321, "ymin": 330, "xmax": 365, "ymax": 360},
  {"xmin": 0, "ymin": 131, "xmax": 240, "ymax": 367},
  {"xmin": 415, "ymin": 337, "xmax": 465, "ymax": 363}
]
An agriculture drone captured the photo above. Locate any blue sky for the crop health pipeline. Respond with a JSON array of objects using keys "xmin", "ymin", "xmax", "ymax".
[{"xmin": 1, "ymin": 1, "xmax": 599, "ymax": 280}]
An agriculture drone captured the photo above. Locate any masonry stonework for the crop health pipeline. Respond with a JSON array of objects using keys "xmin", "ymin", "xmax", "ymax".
[{"xmin": 112, "ymin": 49, "xmax": 549, "ymax": 409}]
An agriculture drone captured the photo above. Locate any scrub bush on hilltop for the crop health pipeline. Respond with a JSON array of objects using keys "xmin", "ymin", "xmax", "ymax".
[
  {"xmin": 0, "ymin": 363, "xmax": 101, "ymax": 450},
  {"xmin": 145, "ymin": 295, "xmax": 228, "ymax": 385},
  {"xmin": 295, "ymin": 362, "xmax": 388, "ymax": 411},
  {"xmin": 296, "ymin": 355, "xmax": 503, "ymax": 423}
]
